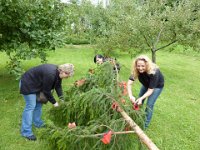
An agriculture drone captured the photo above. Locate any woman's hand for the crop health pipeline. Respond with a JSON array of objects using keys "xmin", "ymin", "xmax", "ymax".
[
  {"xmin": 127, "ymin": 80, "xmax": 135, "ymax": 104},
  {"xmin": 129, "ymin": 95, "xmax": 136, "ymax": 104},
  {"xmin": 135, "ymin": 97, "xmax": 143, "ymax": 105},
  {"xmin": 53, "ymin": 102, "xmax": 59, "ymax": 107},
  {"xmin": 135, "ymin": 88, "xmax": 154, "ymax": 105}
]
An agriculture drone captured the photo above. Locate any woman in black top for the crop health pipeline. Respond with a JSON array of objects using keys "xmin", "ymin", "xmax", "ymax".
[
  {"xmin": 20, "ymin": 63, "xmax": 74, "ymax": 140},
  {"xmin": 127, "ymin": 55, "xmax": 164, "ymax": 129}
]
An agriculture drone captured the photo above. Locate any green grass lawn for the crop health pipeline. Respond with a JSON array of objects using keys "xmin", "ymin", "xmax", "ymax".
[{"xmin": 0, "ymin": 46, "xmax": 200, "ymax": 150}]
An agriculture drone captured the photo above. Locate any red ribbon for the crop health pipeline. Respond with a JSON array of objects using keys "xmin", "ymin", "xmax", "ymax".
[
  {"xmin": 133, "ymin": 104, "xmax": 139, "ymax": 110},
  {"xmin": 101, "ymin": 131, "xmax": 112, "ymax": 144}
]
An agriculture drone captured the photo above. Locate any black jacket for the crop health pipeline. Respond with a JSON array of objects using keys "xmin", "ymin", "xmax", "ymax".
[{"xmin": 20, "ymin": 64, "xmax": 63, "ymax": 104}]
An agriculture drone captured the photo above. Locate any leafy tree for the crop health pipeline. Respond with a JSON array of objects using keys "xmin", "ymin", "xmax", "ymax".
[
  {"xmin": 0, "ymin": 0, "xmax": 68, "ymax": 78},
  {"xmin": 94, "ymin": 0, "xmax": 200, "ymax": 62},
  {"xmin": 71, "ymin": 1, "xmax": 116, "ymax": 46},
  {"xmin": 133, "ymin": 0, "xmax": 200, "ymax": 62},
  {"xmin": 61, "ymin": 1, "xmax": 91, "ymax": 44},
  {"xmin": 64, "ymin": 0, "xmax": 124, "ymax": 57}
]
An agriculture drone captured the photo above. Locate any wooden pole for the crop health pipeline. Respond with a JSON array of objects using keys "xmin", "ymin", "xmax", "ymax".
[
  {"xmin": 120, "ymin": 110, "xmax": 159, "ymax": 150},
  {"xmin": 109, "ymin": 95, "xmax": 159, "ymax": 150}
]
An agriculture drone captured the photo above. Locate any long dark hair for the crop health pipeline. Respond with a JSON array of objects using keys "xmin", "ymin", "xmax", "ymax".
[{"xmin": 93, "ymin": 54, "xmax": 104, "ymax": 63}]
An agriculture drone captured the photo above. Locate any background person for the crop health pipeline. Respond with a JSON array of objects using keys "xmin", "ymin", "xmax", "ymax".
[
  {"xmin": 19, "ymin": 63, "xmax": 74, "ymax": 141},
  {"xmin": 94, "ymin": 54, "xmax": 121, "ymax": 72},
  {"xmin": 127, "ymin": 55, "xmax": 164, "ymax": 129}
]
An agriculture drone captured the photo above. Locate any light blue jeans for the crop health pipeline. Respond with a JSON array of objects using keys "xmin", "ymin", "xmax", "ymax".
[
  {"xmin": 139, "ymin": 85, "xmax": 163, "ymax": 128},
  {"xmin": 20, "ymin": 82, "xmax": 44, "ymax": 137}
]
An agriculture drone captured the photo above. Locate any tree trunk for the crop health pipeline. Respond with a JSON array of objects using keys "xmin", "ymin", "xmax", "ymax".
[
  {"xmin": 152, "ymin": 50, "xmax": 156, "ymax": 63},
  {"xmin": 120, "ymin": 110, "xmax": 159, "ymax": 150}
]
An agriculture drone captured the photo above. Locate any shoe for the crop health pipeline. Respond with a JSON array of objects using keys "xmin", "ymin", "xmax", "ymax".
[{"xmin": 25, "ymin": 135, "xmax": 37, "ymax": 141}]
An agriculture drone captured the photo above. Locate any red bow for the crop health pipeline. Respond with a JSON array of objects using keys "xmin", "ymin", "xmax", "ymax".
[
  {"xmin": 133, "ymin": 104, "xmax": 139, "ymax": 110},
  {"xmin": 101, "ymin": 131, "xmax": 112, "ymax": 144}
]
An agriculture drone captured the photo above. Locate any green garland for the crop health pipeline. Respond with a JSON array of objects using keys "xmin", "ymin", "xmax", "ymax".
[{"xmin": 39, "ymin": 62, "xmax": 145, "ymax": 150}]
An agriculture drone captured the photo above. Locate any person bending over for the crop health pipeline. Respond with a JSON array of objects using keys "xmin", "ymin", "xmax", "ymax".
[
  {"xmin": 19, "ymin": 63, "xmax": 74, "ymax": 140},
  {"xmin": 127, "ymin": 55, "xmax": 164, "ymax": 129}
]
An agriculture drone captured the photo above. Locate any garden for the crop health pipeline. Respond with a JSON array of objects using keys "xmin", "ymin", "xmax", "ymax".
[{"xmin": 0, "ymin": 0, "xmax": 200, "ymax": 150}]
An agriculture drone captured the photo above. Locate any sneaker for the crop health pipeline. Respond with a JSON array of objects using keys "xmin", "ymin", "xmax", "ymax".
[{"xmin": 25, "ymin": 135, "xmax": 37, "ymax": 141}]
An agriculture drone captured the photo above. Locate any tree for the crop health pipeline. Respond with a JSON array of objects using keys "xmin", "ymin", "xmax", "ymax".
[
  {"xmin": 132, "ymin": 0, "xmax": 200, "ymax": 62},
  {"xmin": 76, "ymin": 1, "xmax": 117, "ymax": 47},
  {"xmin": 94, "ymin": 0, "xmax": 200, "ymax": 63},
  {"xmin": 0, "ymin": 0, "xmax": 69, "ymax": 78},
  {"xmin": 40, "ymin": 63, "xmax": 150, "ymax": 149}
]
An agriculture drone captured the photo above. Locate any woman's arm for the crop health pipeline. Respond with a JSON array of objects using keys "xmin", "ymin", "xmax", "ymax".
[
  {"xmin": 42, "ymin": 73, "xmax": 57, "ymax": 104},
  {"xmin": 55, "ymin": 80, "xmax": 64, "ymax": 101},
  {"xmin": 136, "ymin": 88, "xmax": 154, "ymax": 105},
  {"xmin": 127, "ymin": 79, "xmax": 136, "ymax": 103}
]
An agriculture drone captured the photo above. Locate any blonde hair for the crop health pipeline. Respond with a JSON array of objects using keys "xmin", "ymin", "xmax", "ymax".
[
  {"xmin": 131, "ymin": 55, "xmax": 158, "ymax": 79},
  {"xmin": 58, "ymin": 63, "xmax": 74, "ymax": 76}
]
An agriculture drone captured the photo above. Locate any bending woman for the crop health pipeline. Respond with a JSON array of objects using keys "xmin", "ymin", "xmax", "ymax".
[
  {"xmin": 127, "ymin": 55, "xmax": 164, "ymax": 129},
  {"xmin": 20, "ymin": 63, "xmax": 74, "ymax": 140}
]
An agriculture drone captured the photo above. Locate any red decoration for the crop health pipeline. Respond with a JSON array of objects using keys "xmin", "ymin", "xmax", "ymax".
[
  {"xmin": 119, "ymin": 81, "xmax": 128, "ymax": 96},
  {"xmin": 101, "ymin": 131, "xmax": 112, "ymax": 144},
  {"xmin": 68, "ymin": 122, "xmax": 76, "ymax": 129},
  {"xmin": 74, "ymin": 79, "xmax": 86, "ymax": 87},
  {"xmin": 111, "ymin": 102, "xmax": 119, "ymax": 110},
  {"xmin": 88, "ymin": 68, "xmax": 95, "ymax": 74},
  {"xmin": 111, "ymin": 102, "xmax": 122, "ymax": 112},
  {"xmin": 133, "ymin": 104, "xmax": 139, "ymax": 110},
  {"xmin": 120, "ymin": 98, "xmax": 126, "ymax": 104}
]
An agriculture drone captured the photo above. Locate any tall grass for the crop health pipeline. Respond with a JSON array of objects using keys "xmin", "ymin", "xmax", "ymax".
[{"xmin": 0, "ymin": 46, "xmax": 200, "ymax": 150}]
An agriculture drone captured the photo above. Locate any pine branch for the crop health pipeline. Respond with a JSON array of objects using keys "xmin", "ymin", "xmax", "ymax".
[{"xmin": 77, "ymin": 131, "xmax": 135, "ymax": 138}]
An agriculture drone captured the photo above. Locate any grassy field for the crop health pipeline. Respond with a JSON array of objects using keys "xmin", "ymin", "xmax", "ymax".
[{"xmin": 0, "ymin": 46, "xmax": 200, "ymax": 150}]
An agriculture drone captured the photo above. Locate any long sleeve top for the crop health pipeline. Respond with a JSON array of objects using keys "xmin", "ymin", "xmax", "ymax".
[{"xmin": 20, "ymin": 64, "xmax": 63, "ymax": 104}]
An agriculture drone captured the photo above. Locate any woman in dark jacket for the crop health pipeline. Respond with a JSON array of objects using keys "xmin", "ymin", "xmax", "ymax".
[
  {"xmin": 127, "ymin": 55, "xmax": 164, "ymax": 129},
  {"xmin": 20, "ymin": 63, "xmax": 74, "ymax": 140}
]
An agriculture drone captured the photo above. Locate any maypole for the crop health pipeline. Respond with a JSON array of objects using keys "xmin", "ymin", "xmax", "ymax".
[
  {"xmin": 119, "ymin": 110, "xmax": 159, "ymax": 150},
  {"xmin": 40, "ymin": 62, "xmax": 159, "ymax": 150}
]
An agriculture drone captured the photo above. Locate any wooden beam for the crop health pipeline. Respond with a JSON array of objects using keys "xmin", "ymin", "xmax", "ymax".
[{"xmin": 120, "ymin": 110, "xmax": 159, "ymax": 150}]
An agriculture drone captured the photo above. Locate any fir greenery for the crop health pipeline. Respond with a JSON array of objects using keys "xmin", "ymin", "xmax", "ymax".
[{"xmin": 39, "ymin": 62, "xmax": 145, "ymax": 150}]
